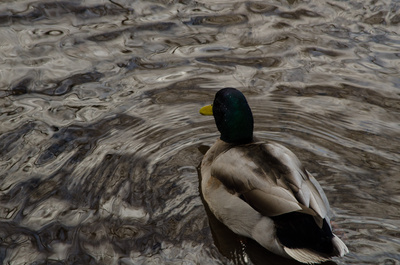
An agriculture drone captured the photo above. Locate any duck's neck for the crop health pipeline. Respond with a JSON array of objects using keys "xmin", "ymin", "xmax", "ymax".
[{"xmin": 218, "ymin": 113, "xmax": 254, "ymax": 144}]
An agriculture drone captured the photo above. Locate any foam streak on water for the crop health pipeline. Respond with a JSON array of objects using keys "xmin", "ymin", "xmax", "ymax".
[{"xmin": 0, "ymin": 0, "xmax": 399, "ymax": 264}]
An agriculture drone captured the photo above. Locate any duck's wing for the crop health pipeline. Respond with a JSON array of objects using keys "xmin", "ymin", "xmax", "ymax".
[
  {"xmin": 210, "ymin": 142, "xmax": 330, "ymax": 224},
  {"xmin": 265, "ymin": 142, "xmax": 331, "ymax": 222}
]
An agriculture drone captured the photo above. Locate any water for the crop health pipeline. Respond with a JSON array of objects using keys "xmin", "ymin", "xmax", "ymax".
[{"xmin": 0, "ymin": 0, "xmax": 399, "ymax": 264}]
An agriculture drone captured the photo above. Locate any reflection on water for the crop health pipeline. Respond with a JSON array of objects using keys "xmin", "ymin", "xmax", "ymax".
[{"xmin": 0, "ymin": 0, "xmax": 399, "ymax": 264}]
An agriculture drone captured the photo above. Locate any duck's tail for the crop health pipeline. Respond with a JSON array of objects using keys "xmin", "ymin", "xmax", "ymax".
[
  {"xmin": 283, "ymin": 234, "xmax": 348, "ymax": 264},
  {"xmin": 284, "ymin": 247, "xmax": 329, "ymax": 264},
  {"xmin": 332, "ymin": 234, "xmax": 349, "ymax": 257}
]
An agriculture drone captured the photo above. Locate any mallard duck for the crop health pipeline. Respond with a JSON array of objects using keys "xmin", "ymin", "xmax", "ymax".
[{"xmin": 199, "ymin": 88, "xmax": 348, "ymax": 264}]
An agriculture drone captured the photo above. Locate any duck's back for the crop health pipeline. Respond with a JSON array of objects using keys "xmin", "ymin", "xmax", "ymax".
[{"xmin": 208, "ymin": 141, "xmax": 330, "ymax": 220}]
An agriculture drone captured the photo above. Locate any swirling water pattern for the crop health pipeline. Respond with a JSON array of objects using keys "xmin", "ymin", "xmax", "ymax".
[{"xmin": 0, "ymin": 0, "xmax": 399, "ymax": 264}]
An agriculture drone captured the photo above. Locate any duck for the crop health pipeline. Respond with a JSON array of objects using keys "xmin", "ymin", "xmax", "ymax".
[{"xmin": 199, "ymin": 87, "xmax": 348, "ymax": 264}]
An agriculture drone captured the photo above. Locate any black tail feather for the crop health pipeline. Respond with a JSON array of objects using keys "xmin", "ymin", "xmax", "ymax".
[{"xmin": 271, "ymin": 212, "xmax": 334, "ymax": 255}]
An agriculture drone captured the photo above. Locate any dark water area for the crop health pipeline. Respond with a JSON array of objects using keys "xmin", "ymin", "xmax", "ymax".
[{"xmin": 0, "ymin": 0, "xmax": 399, "ymax": 264}]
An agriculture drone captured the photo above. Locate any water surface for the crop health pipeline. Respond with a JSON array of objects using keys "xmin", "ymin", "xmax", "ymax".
[{"xmin": 1, "ymin": 0, "xmax": 400, "ymax": 264}]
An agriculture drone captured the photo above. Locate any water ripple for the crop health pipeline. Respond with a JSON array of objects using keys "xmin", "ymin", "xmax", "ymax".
[{"xmin": 1, "ymin": 0, "xmax": 400, "ymax": 264}]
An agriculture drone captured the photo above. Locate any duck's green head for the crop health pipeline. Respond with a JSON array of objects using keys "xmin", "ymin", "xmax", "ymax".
[{"xmin": 200, "ymin": 87, "xmax": 254, "ymax": 144}]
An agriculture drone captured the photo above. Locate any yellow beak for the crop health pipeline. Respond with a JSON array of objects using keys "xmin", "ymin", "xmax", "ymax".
[{"xmin": 199, "ymin": 104, "xmax": 213, "ymax": 116}]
